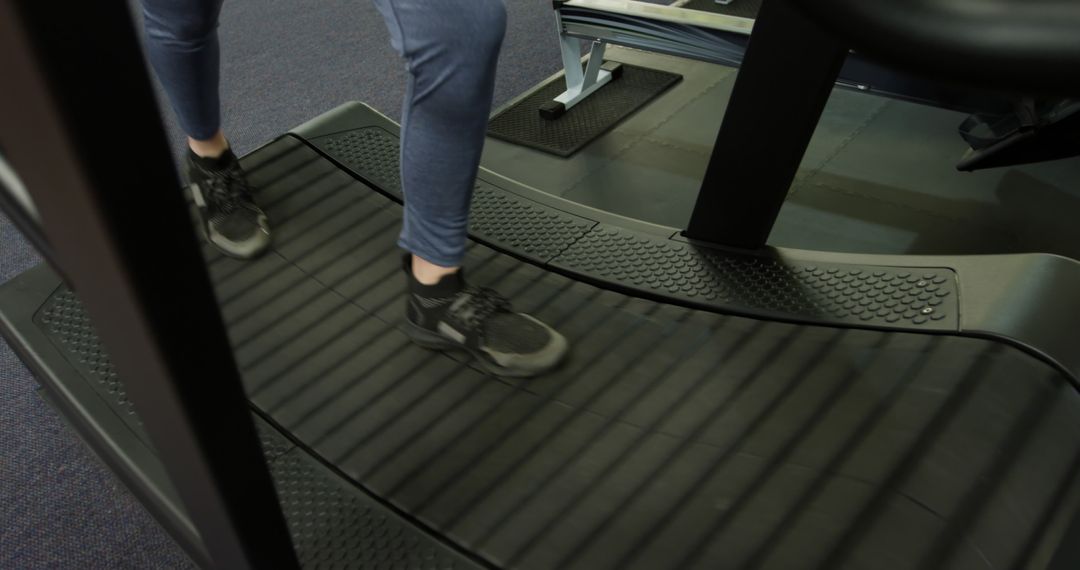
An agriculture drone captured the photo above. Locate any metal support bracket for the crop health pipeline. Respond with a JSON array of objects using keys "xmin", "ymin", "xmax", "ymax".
[{"xmin": 541, "ymin": 11, "xmax": 622, "ymax": 120}]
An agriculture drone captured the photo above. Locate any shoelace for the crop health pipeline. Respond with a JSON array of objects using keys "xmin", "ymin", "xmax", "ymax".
[
  {"xmin": 201, "ymin": 163, "xmax": 253, "ymax": 215},
  {"xmin": 454, "ymin": 286, "xmax": 511, "ymax": 330}
]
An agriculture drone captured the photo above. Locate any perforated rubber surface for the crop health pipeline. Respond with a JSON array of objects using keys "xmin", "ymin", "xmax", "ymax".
[
  {"xmin": 36, "ymin": 289, "xmax": 144, "ymax": 439},
  {"xmin": 555, "ymin": 226, "xmax": 957, "ymax": 327},
  {"xmin": 487, "ymin": 64, "xmax": 682, "ymax": 157},
  {"xmin": 261, "ymin": 423, "xmax": 472, "ymax": 570},
  {"xmin": 316, "ymin": 126, "xmax": 403, "ymax": 199}
]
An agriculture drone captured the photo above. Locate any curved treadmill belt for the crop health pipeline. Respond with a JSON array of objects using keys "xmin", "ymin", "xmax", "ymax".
[{"xmin": 4, "ymin": 105, "xmax": 1080, "ymax": 569}]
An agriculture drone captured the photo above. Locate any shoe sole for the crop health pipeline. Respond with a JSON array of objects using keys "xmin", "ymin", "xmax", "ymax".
[{"xmin": 404, "ymin": 320, "xmax": 559, "ymax": 379}]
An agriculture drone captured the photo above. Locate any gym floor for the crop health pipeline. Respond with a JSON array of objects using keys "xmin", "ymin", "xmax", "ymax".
[{"xmin": 2, "ymin": 0, "xmax": 1078, "ymax": 567}]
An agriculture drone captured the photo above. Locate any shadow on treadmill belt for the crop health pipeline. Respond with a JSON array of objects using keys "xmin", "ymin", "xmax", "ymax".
[{"xmin": 487, "ymin": 63, "xmax": 681, "ymax": 157}]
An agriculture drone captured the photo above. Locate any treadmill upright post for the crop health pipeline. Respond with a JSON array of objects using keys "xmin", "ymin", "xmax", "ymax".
[
  {"xmin": 0, "ymin": 2, "xmax": 299, "ymax": 569},
  {"xmin": 684, "ymin": 0, "xmax": 847, "ymax": 249}
]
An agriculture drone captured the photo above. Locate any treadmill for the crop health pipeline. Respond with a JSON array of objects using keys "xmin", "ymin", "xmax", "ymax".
[{"xmin": 2, "ymin": 0, "xmax": 1080, "ymax": 568}]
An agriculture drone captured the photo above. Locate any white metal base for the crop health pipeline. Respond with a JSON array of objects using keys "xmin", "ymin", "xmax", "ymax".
[{"xmin": 551, "ymin": 30, "xmax": 615, "ymax": 113}]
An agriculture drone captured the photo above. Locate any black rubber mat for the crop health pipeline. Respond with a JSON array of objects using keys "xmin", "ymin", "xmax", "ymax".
[
  {"xmin": 682, "ymin": 0, "xmax": 761, "ymax": 19},
  {"xmin": 487, "ymin": 63, "xmax": 682, "ymax": 157},
  {"xmin": 36, "ymin": 288, "xmax": 147, "ymax": 444},
  {"xmin": 264, "ymin": 423, "xmax": 477, "ymax": 569}
]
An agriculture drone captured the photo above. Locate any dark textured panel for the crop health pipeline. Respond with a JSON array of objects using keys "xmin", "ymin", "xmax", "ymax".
[
  {"xmin": 487, "ymin": 64, "xmax": 682, "ymax": 157},
  {"xmin": 34, "ymin": 288, "xmax": 149, "ymax": 442},
  {"xmin": 272, "ymin": 448, "xmax": 477, "ymax": 570},
  {"xmin": 314, "ymin": 126, "xmax": 403, "ymax": 199},
  {"xmin": 255, "ymin": 417, "xmax": 296, "ymax": 464},
  {"xmin": 469, "ymin": 182, "xmax": 595, "ymax": 262},
  {"xmin": 552, "ymin": 224, "xmax": 960, "ymax": 330},
  {"xmin": 682, "ymin": 0, "xmax": 761, "ymax": 19}
]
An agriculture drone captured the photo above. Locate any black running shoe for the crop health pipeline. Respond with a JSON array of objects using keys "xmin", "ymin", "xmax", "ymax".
[
  {"xmin": 402, "ymin": 256, "xmax": 568, "ymax": 377},
  {"xmin": 186, "ymin": 149, "xmax": 271, "ymax": 259}
]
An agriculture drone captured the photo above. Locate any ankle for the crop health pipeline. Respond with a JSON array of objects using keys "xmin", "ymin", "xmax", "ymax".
[
  {"xmin": 411, "ymin": 255, "xmax": 460, "ymax": 286},
  {"xmin": 189, "ymin": 130, "xmax": 230, "ymax": 159}
]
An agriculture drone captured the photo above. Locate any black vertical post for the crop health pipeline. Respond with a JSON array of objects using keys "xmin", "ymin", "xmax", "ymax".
[
  {"xmin": 684, "ymin": 0, "xmax": 848, "ymax": 249},
  {"xmin": 0, "ymin": 2, "xmax": 299, "ymax": 568}
]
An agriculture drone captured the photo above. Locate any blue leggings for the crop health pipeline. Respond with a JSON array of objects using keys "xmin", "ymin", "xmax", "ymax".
[{"xmin": 141, "ymin": 0, "xmax": 507, "ymax": 267}]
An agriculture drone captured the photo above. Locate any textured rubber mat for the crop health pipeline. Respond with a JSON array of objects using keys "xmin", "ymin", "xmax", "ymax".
[
  {"xmin": 682, "ymin": 0, "xmax": 761, "ymax": 19},
  {"xmin": 552, "ymin": 224, "xmax": 959, "ymax": 328},
  {"xmin": 262, "ymin": 423, "xmax": 477, "ymax": 570},
  {"xmin": 487, "ymin": 63, "xmax": 682, "ymax": 157},
  {"xmin": 35, "ymin": 288, "xmax": 147, "ymax": 443}
]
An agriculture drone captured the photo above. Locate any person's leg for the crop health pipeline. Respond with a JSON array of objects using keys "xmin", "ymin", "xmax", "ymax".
[
  {"xmin": 140, "ymin": 0, "xmax": 227, "ymax": 156},
  {"xmin": 141, "ymin": 0, "xmax": 271, "ymax": 258},
  {"xmin": 376, "ymin": 0, "xmax": 568, "ymax": 376},
  {"xmin": 374, "ymin": 0, "xmax": 504, "ymax": 278}
]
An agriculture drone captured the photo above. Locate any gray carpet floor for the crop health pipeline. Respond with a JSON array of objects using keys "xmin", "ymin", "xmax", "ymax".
[{"xmin": 1, "ymin": 0, "xmax": 563, "ymax": 567}]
